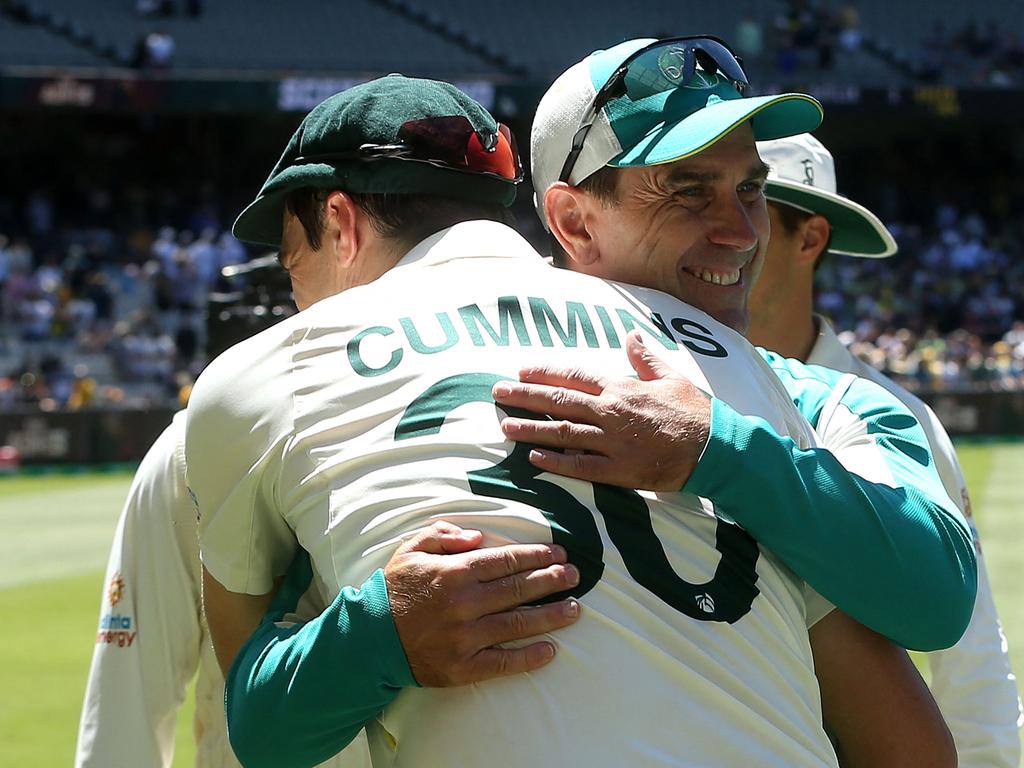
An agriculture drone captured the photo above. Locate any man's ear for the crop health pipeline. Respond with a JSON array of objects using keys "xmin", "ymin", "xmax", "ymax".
[
  {"xmin": 545, "ymin": 183, "xmax": 600, "ymax": 267},
  {"xmin": 322, "ymin": 190, "xmax": 361, "ymax": 266},
  {"xmin": 799, "ymin": 214, "xmax": 831, "ymax": 266}
]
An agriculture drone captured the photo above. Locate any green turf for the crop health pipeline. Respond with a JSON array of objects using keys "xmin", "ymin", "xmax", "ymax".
[
  {"xmin": 0, "ymin": 470, "xmax": 196, "ymax": 766},
  {"xmin": 954, "ymin": 441, "xmax": 1024, "ymax": 765},
  {"xmin": 2, "ymin": 445, "xmax": 1022, "ymax": 766},
  {"xmin": 0, "ymin": 473, "xmax": 135, "ymax": 589},
  {"xmin": 0, "ymin": 571, "xmax": 102, "ymax": 765}
]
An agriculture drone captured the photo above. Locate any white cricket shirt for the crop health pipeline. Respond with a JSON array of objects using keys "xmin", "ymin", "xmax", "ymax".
[{"xmin": 188, "ymin": 221, "xmax": 838, "ymax": 768}]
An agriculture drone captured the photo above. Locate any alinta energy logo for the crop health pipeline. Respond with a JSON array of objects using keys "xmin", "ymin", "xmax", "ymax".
[{"xmin": 96, "ymin": 571, "xmax": 136, "ymax": 649}]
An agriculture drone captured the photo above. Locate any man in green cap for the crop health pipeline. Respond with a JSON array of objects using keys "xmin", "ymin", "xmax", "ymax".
[{"xmin": 189, "ymin": 69, "xmax": 965, "ymax": 767}]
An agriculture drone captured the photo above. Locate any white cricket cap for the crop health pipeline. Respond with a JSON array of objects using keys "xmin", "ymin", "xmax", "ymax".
[{"xmin": 758, "ymin": 133, "xmax": 897, "ymax": 258}]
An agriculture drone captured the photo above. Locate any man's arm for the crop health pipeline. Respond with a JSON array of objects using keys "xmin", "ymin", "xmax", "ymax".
[
  {"xmin": 76, "ymin": 415, "xmax": 202, "ymax": 768},
  {"xmin": 492, "ymin": 332, "xmax": 976, "ymax": 651},
  {"xmin": 811, "ymin": 610, "xmax": 956, "ymax": 768},
  {"xmin": 205, "ymin": 522, "xmax": 582, "ymax": 768}
]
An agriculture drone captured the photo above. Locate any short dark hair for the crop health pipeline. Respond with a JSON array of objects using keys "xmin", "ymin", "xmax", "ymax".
[
  {"xmin": 549, "ymin": 166, "xmax": 620, "ymax": 268},
  {"xmin": 285, "ymin": 188, "xmax": 515, "ymax": 252},
  {"xmin": 769, "ymin": 201, "xmax": 832, "ymax": 270}
]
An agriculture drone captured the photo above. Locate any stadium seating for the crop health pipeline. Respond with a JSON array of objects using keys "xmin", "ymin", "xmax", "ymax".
[
  {"xmin": 3, "ymin": 0, "xmax": 1021, "ymax": 86},
  {"xmin": 0, "ymin": 14, "xmax": 108, "ymax": 68},
  {"xmin": 3, "ymin": 0, "xmax": 505, "ymax": 76}
]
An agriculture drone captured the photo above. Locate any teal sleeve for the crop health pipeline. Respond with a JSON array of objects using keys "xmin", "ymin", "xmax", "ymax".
[
  {"xmin": 225, "ymin": 557, "xmax": 415, "ymax": 768},
  {"xmin": 685, "ymin": 397, "xmax": 977, "ymax": 652}
]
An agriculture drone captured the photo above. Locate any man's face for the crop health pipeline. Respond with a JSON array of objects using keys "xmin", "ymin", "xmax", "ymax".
[
  {"xmin": 747, "ymin": 201, "xmax": 804, "ymax": 331},
  {"xmin": 576, "ymin": 124, "xmax": 769, "ymax": 333},
  {"xmin": 279, "ymin": 207, "xmax": 346, "ymax": 311}
]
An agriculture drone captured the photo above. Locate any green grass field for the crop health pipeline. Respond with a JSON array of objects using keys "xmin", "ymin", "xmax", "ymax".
[{"xmin": 0, "ymin": 443, "xmax": 1021, "ymax": 766}]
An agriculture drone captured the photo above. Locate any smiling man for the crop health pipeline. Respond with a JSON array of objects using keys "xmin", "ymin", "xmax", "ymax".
[
  {"xmin": 543, "ymin": 125, "xmax": 767, "ymax": 332},
  {"xmin": 503, "ymin": 35, "xmax": 978, "ymax": 765}
]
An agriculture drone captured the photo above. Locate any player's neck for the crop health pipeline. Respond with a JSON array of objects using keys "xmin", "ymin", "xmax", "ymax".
[{"xmin": 747, "ymin": 291, "xmax": 816, "ymax": 362}]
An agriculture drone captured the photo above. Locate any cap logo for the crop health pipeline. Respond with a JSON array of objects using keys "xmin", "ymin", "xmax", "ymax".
[
  {"xmin": 801, "ymin": 158, "xmax": 815, "ymax": 186},
  {"xmin": 656, "ymin": 47, "xmax": 721, "ymax": 90},
  {"xmin": 657, "ymin": 47, "xmax": 689, "ymax": 82}
]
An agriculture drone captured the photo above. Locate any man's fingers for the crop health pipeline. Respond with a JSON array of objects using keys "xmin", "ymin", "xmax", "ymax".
[
  {"xmin": 492, "ymin": 381, "xmax": 601, "ymax": 423},
  {"xmin": 463, "ymin": 640, "xmax": 559, "ymax": 681},
  {"xmin": 515, "ymin": 365, "xmax": 607, "ymax": 394},
  {"xmin": 478, "ymin": 600, "xmax": 581, "ymax": 649},
  {"xmin": 476, "ymin": 562, "xmax": 581, "ymax": 613},
  {"xmin": 399, "ymin": 521, "xmax": 484, "ymax": 556},
  {"xmin": 500, "ymin": 417, "xmax": 604, "ymax": 451},
  {"xmin": 526, "ymin": 448, "xmax": 616, "ymax": 483},
  {"xmin": 626, "ymin": 330, "xmax": 678, "ymax": 382},
  {"xmin": 462, "ymin": 542, "xmax": 568, "ymax": 583}
]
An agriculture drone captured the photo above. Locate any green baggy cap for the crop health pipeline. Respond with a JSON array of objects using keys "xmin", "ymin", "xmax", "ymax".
[{"xmin": 233, "ymin": 74, "xmax": 518, "ymax": 247}]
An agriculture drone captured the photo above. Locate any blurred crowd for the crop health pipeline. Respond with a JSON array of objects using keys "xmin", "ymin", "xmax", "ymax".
[
  {"xmin": 1, "ymin": 184, "xmax": 1022, "ymax": 413},
  {"xmin": 0, "ymin": 189, "xmax": 247, "ymax": 411},
  {"xmin": 917, "ymin": 20, "xmax": 1024, "ymax": 86},
  {"xmin": 816, "ymin": 204, "xmax": 1024, "ymax": 392},
  {"xmin": 730, "ymin": 2, "xmax": 1024, "ymax": 87},
  {"xmin": 733, "ymin": 1, "xmax": 865, "ymax": 75}
]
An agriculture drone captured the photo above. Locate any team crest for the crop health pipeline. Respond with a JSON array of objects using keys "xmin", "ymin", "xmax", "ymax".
[{"xmin": 108, "ymin": 572, "xmax": 125, "ymax": 607}]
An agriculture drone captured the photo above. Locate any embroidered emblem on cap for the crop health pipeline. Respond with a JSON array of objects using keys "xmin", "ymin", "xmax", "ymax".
[{"xmin": 801, "ymin": 158, "xmax": 815, "ymax": 186}]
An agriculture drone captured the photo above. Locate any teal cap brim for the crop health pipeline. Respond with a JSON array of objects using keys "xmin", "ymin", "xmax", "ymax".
[{"xmin": 611, "ymin": 92, "xmax": 824, "ymax": 168}]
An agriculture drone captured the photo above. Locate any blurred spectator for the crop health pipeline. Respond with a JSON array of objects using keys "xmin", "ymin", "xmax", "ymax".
[
  {"xmin": 142, "ymin": 31, "xmax": 176, "ymax": 69},
  {"xmin": 137, "ymin": 0, "xmax": 175, "ymax": 17},
  {"xmin": 735, "ymin": 12, "xmax": 764, "ymax": 63},
  {"xmin": 836, "ymin": 5, "xmax": 861, "ymax": 52}
]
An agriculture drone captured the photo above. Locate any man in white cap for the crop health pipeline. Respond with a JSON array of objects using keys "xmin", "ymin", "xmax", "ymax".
[
  {"xmin": 520, "ymin": 34, "xmax": 973, "ymax": 644},
  {"xmin": 748, "ymin": 132, "xmax": 1022, "ymax": 768},
  {"xmin": 495, "ymin": 35, "xmax": 984, "ymax": 764}
]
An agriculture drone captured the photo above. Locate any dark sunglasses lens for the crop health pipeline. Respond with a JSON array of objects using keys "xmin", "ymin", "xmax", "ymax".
[
  {"xmin": 621, "ymin": 43, "xmax": 693, "ymax": 100},
  {"xmin": 693, "ymin": 38, "xmax": 747, "ymax": 84},
  {"xmin": 398, "ymin": 116, "xmax": 475, "ymax": 161},
  {"xmin": 694, "ymin": 49, "xmax": 719, "ymax": 77},
  {"xmin": 398, "ymin": 116, "xmax": 520, "ymax": 180},
  {"xmin": 621, "ymin": 38, "xmax": 747, "ymax": 101},
  {"xmin": 465, "ymin": 123, "xmax": 521, "ymax": 180}
]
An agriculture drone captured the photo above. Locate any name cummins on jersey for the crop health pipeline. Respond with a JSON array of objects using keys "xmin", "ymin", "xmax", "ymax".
[{"xmin": 187, "ymin": 221, "xmax": 837, "ymax": 768}]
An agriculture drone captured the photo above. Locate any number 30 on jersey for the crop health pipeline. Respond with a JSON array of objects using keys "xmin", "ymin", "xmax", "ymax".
[{"xmin": 395, "ymin": 373, "xmax": 760, "ymax": 623}]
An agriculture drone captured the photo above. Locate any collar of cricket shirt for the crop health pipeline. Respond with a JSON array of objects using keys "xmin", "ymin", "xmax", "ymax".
[
  {"xmin": 805, "ymin": 313, "xmax": 857, "ymax": 372},
  {"xmin": 393, "ymin": 220, "xmax": 546, "ymax": 270}
]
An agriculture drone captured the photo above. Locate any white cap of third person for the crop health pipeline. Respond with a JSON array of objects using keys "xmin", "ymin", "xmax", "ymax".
[{"xmin": 758, "ymin": 133, "xmax": 897, "ymax": 258}]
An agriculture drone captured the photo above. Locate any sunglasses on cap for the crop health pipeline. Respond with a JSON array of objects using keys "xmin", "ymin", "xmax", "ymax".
[
  {"xmin": 293, "ymin": 115, "xmax": 523, "ymax": 183},
  {"xmin": 558, "ymin": 35, "xmax": 749, "ymax": 184}
]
